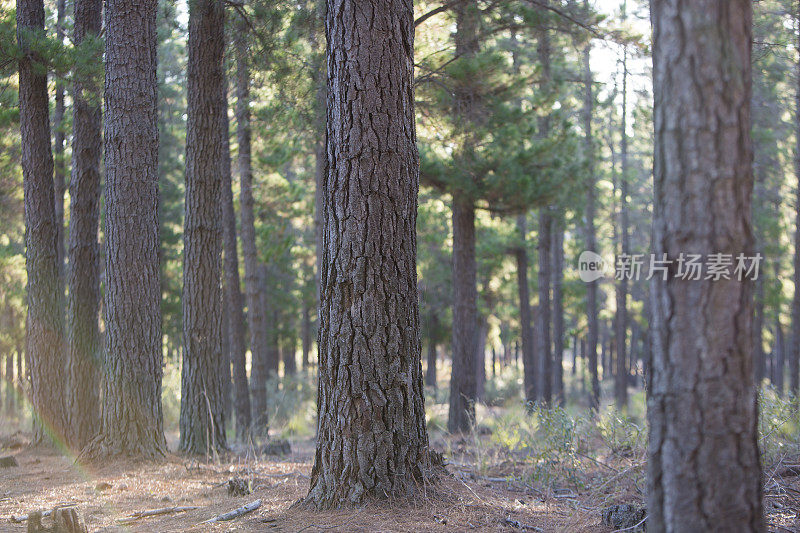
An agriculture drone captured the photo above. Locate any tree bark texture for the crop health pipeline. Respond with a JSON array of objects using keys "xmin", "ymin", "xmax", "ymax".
[
  {"xmin": 649, "ymin": 1, "xmax": 764, "ymax": 530},
  {"xmin": 180, "ymin": 0, "xmax": 227, "ymax": 454},
  {"xmin": 91, "ymin": 0, "xmax": 167, "ymax": 458},
  {"xmin": 66, "ymin": 0, "xmax": 103, "ymax": 450},
  {"xmin": 306, "ymin": 0, "xmax": 430, "ymax": 508},
  {"xmin": 17, "ymin": 0, "xmax": 68, "ymax": 445}
]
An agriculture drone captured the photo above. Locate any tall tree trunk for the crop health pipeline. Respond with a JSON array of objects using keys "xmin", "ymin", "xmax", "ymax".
[
  {"xmin": 649, "ymin": 1, "xmax": 764, "ymax": 529},
  {"xmin": 17, "ymin": 0, "xmax": 68, "ymax": 445},
  {"xmin": 615, "ymin": 12, "xmax": 630, "ymax": 409},
  {"xmin": 53, "ymin": 0, "xmax": 66, "ymax": 295},
  {"xmin": 88, "ymin": 0, "xmax": 166, "ymax": 458},
  {"xmin": 582, "ymin": 0, "xmax": 600, "ymax": 410},
  {"xmin": 536, "ymin": 212, "xmax": 552, "ymax": 404},
  {"xmin": 447, "ymin": 0, "xmax": 480, "ymax": 434},
  {"xmin": 449, "ymin": 196, "xmax": 477, "ymax": 432},
  {"xmin": 220, "ymin": 77, "xmax": 251, "ymax": 441},
  {"xmin": 234, "ymin": 13, "xmax": 269, "ymax": 436},
  {"xmin": 66, "ymin": 0, "xmax": 102, "ymax": 450},
  {"xmin": 179, "ymin": 0, "xmax": 227, "ymax": 454},
  {"xmin": 791, "ymin": 3, "xmax": 800, "ymax": 395},
  {"xmin": 516, "ymin": 214, "xmax": 536, "ymax": 404},
  {"xmin": 306, "ymin": 0, "xmax": 430, "ymax": 507},
  {"xmin": 552, "ymin": 222, "xmax": 564, "ymax": 405},
  {"xmin": 535, "ymin": 5, "xmax": 552, "ymax": 406}
]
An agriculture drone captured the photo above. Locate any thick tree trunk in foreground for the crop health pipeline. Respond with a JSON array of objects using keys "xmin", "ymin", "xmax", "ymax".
[
  {"xmin": 180, "ymin": 0, "xmax": 227, "ymax": 454},
  {"xmin": 306, "ymin": 0, "xmax": 430, "ymax": 508},
  {"xmin": 234, "ymin": 14, "xmax": 269, "ymax": 436},
  {"xmin": 516, "ymin": 214, "xmax": 536, "ymax": 404},
  {"xmin": 66, "ymin": 0, "xmax": 103, "ymax": 450},
  {"xmin": 449, "ymin": 196, "xmax": 478, "ymax": 432},
  {"xmin": 582, "ymin": 8, "xmax": 600, "ymax": 410},
  {"xmin": 87, "ymin": 0, "xmax": 166, "ymax": 458},
  {"xmin": 17, "ymin": 0, "xmax": 68, "ymax": 445},
  {"xmin": 221, "ymin": 86, "xmax": 251, "ymax": 441},
  {"xmin": 649, "ymin": 1, "xmax": 764, "ymax": 529}
]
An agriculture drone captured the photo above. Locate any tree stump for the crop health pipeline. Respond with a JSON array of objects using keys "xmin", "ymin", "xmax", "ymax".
[{"xmin": 26, "ymin": 507, "xmax": 87, "ymax": 533}]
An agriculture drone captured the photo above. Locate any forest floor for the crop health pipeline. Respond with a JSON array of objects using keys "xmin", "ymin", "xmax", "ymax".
[
  {"xmin": 2, "ymin": 386, "xmax": 800, "ymax": 532},
  {"xmin": 0, "ymin": 429, "xmax": 627, "ymax": 533}
]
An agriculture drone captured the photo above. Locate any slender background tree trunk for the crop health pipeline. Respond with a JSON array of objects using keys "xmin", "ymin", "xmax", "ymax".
[
  {"xmin": 17, "ymin": 0, "xmax": 68, "ymax": 446},
  {"xmin": 66, "ymin": 0, "xmax": 103, "ymax": 449}
]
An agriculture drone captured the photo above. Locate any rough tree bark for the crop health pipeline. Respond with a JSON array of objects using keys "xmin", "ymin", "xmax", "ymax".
[
  {"xmin": 649, "ymin": 1, "xmax": 764, "ymax": 529},
  {"xmin": 305, "ymin": 0, "xmax": 431, "ymax": 508},
  {"xmin": 516, "ymin": 214, "xmax": 536, "ymax": 404},
  {"xmin": 179, "ymin": 0, "xmax": 227, "ymax": 455},
  {"xmin": 234, "ymin": 13, "xmax": 269, "ymax": 436},
  {"xmin": 17, "ymin": 0, "xmax": 68, "ymax": 445},
  {"xmin": 86, "ymin": 0, "xmax": 167, "ymax": 458},
  {"xmin": 582, "ymin": 0, "xmax": 600, "ymax": 410},
  {"xmin": 66, "ymin": 0, "xmax": 102, "ymax": 450}
]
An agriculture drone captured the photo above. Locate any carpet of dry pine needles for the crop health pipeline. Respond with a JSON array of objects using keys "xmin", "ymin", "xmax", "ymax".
[{"xmin": 1, "ymin": 427, "xmax": 799, "ymax": 532}]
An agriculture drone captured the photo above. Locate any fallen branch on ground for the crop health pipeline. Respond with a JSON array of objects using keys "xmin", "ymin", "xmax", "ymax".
[
  {"xmin": 201, "ymin": 499, "xmax": 261, "ymax": 523},
  {"xmin": 116, "ymin": 506, "xmax": 200, "ymax": 523}
]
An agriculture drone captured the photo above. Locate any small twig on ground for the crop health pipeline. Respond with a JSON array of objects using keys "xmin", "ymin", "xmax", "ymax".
[
  {"xmin": 503, "ymin": 515, "xmax": 543, "ymax": 531},
  {"xmin": 116, "ymin": 506, "xmax": 200, "ymax": 523},
  {"xmin": 200, "ymin": 499, "xmax": 261, "ymax": 523}
]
